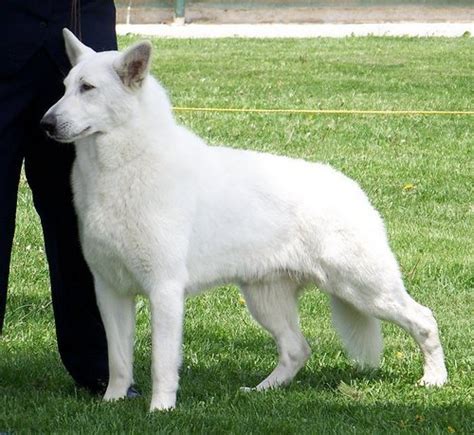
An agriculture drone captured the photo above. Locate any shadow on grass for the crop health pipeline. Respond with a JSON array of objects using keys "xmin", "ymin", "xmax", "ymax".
[
  {"xmin": 0, "ymin": 348, "xmax": 77, "ymax": 396},
  {"xmin": 0, "ymin": 326, "xmax": 385, "ymax": 401},
  {"xmin": 1, "ymin": 341, "xmax": 471, "ymax": 433},
  {"xmin": 180, "ymin": 328, "xmax": 390, "ymax": 385}
]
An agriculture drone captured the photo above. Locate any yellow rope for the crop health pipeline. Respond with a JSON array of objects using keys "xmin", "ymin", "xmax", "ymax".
[{"xmin": 174, "ymin": 107, "xmax": 474, "ymax": 116}]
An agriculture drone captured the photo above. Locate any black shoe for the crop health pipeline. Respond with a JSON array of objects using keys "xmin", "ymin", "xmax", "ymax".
[
  {"xmin": 77, "ymin": 381, "xmax": 140, "ymax": 398},
  {"xmin": 127, "ymin": 386, "xmax": 141, "ymax": 398}
]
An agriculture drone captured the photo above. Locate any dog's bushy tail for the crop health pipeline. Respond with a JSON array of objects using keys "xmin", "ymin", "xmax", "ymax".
[{"xmin": 330, "ymin": 295, "xmax": 383, "ymax": 368}]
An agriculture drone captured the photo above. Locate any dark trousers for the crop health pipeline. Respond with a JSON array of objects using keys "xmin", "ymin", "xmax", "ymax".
[{"xmin": 0, "ymin": 49, "xmax": 108, "ymax": 391}]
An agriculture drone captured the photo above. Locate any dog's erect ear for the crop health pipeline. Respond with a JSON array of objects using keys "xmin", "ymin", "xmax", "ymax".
[
  {"xmin": 113, "ymin": 41, "xmax": 152, "ymax": 90},
  {"xmin": 63, "ymin": 28, "xmax": 95, "ymax": 66}
]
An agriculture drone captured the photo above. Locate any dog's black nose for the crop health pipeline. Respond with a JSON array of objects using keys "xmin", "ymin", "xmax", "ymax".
[{"xmin": 40, "ymin": 113, "xmax": 57, "ymax": 135}]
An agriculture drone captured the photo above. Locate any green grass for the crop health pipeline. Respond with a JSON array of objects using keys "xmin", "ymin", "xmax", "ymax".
[{"xmin": 1, "ymin": 36, "xmax": 473, "ymax": 433}]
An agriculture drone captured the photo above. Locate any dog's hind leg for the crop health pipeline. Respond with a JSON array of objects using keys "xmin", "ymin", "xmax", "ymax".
[
  {"xmin": 328, "ymin": 271, "xmax": 447, "ymax": 386},
  {"xmin": 373, "ymin": 288, "xmax": 447, "ymax": 387},
  {"xmin": 241, "ymin": 278, "xmax": 310, "ymax": 391},
  {"xmin": 94, "ymin": 276, "xmax": 136, "ymax": 401}
]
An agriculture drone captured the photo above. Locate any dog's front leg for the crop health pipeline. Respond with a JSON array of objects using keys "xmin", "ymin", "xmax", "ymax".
[
  {"xmin": 149, "ymin": 281, "xmax": 185, "ymax": 412},
  {"xmin": 94, "ymin": 275, "xmax": 136, "ymax": 401}
]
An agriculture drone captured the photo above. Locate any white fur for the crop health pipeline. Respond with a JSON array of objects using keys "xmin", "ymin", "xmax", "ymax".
[{"xmin": 43, "ymin": 30, "xmax": 447, "ymax": 411}]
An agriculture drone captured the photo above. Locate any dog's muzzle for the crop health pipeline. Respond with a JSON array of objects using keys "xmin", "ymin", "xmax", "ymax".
[{"xmin": 40, "ymin": 113, "xmax": 57, "ymax": 137}]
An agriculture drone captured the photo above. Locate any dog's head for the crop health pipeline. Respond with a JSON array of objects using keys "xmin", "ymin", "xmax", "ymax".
[{"xmin": 41, "ymin": 29, "xmax": 152, "ymax": 143}]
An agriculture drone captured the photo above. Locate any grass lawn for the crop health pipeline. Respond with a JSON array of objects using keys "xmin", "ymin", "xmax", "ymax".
[{"xmin": 1, "ymin": 36, "xmax": 473, "ymax": 433}]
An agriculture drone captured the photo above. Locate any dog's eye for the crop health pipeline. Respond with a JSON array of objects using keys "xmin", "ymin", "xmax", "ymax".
[{"xmin": 80, "ymin": 83, "xmax": 95, "ymax": 93}]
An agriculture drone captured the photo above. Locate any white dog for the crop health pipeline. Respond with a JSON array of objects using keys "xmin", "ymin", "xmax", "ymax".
[{"xmin": 41, "ymin": 29, "xmax": 447, "ymax": 411}]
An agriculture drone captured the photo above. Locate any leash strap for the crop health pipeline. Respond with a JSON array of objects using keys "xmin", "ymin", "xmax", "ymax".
[{"xmin": 70, "ymin": 0, "xmax": 82, "ymax": 40}]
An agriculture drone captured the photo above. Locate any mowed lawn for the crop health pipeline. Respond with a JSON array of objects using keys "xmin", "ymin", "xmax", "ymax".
[{"xmin": 1, "ymin": 36, "xmax": 472, "ymax": 433}]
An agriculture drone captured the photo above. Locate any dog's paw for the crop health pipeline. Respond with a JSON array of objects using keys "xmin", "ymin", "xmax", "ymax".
[
  {"xmin": 103, "ymin": 384, "xmax": 129, "ymax": 401},
  {"xmin": 103, "ymin": 385, "xmax": 140, "ymax": 401},
  {"xmin": 150, "ymin": 392, "xmax": 176, "ymax": 412},
  {"xmin": 417, "ymin": 370, "xmax": 448, "ymax": 387},
  {"xmin": 149, "ymin": 401, "xmax": 176, "ymax": 412},
  {"xmin": 239, "ymin": 386, "xmax": 257, "ymax": 393},
  {"xmin": 103, "ymin": 392, "xmax": 127, "ymax": 402}
]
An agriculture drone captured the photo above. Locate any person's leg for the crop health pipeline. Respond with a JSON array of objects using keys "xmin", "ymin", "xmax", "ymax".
[
  {"xmin": 24, "ymin": 51, "xmax": 108, "ymax": 392},
  {"xmin": 0, "ymin": 73, "xmax": 33, "ymax": 335}
]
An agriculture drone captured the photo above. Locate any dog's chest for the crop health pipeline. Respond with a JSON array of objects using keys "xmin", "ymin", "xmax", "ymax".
[{"xmin": 72, "ymin": 168, "xmax": 146, "ymax": 291}]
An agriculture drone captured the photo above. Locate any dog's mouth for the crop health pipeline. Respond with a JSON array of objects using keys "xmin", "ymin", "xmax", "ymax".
[{"xmin": 47, "ymin": 126, "xmax": 92, "ymax": 143}]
